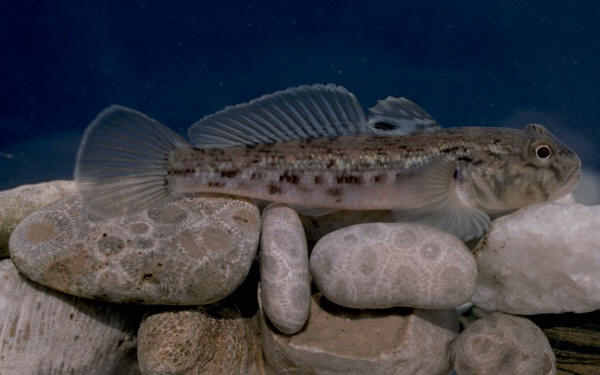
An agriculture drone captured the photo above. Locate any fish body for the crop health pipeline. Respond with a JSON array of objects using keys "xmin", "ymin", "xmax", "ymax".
[{"xmin": 75, "ymin": 84, "xmax": 581, "ymax": 240}]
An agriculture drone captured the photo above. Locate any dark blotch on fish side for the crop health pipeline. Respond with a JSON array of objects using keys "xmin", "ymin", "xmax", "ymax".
[
  {"xmin": 279, "ymin": 171, "xmax": 300, "ymax": 185},
  {"xmin": 336, "ymin": 175, "xmax": 362, "ymax": 184},
  {"xmin": 326, "ymin": 159, "xmax": 336, "ymax": 168},
  {"xmin": 373, "ymin": 174, "xmax": 386, "ymax": 183},
  {"xmin": 326, "ymin": 187, "xmax": 343, "ymax": 197},
  {"xmin": 220, "ymin": 169, "xmax": 239, "ymax": 178},
  {"xmin": 208, "ymin": 181, "xmax": 225, "ymax": 187},
  {"xmin": 314, "ymin": 176, "xmax": 322, "ymax": 184},
  {"xmin": 457, "ymin": 156, "xmax": 473, "ymax": 163},
  {"xmin": 268, "ymin": 184, "xmax": 282, "ymax": 194}
]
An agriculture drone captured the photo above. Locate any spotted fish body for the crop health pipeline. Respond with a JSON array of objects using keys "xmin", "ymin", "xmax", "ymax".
[{"xmin": 75, "ymin": 84, "xmax": 581, "ymax": 240}]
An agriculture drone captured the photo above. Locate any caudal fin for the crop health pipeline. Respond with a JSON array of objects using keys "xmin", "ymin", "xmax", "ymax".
[{"xmin": 74, "ymin": 105, "xmax": 190, "ymax": 219}]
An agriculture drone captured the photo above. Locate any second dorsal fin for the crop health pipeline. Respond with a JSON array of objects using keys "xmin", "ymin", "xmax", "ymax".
[
  {"xmin": 188, "ymin": 84, "xmax": 372, "ymax": 148},
  {"xmin": 367, "ymin": 96, "xmax": 442, "ymax": 135}
]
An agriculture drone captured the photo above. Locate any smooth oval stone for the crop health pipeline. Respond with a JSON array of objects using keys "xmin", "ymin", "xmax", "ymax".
[
  {"xmin": 472, "ymin": 202, "xmax": 600, "ymax": 314},
  {"xmin": 260, "ymin": 204, "xmax": 310, "ymax": 334},
  {"xmin": 452, "ymin": 312, "xmax": 556, "ymax": 375},
  {"xmin": 9, "ymin": 194, "xmax": 260, "ymax": 305},
  {"xmin": 310, "ymin": 222, "xmax": 477, "ymax": 309},
  {"xmin": 0, "ymin": 259, "xmax": 137, "ymax": 374},
  {"xmin": 137, "ymin": 303, "xmax": 261, "ymax": 375},
  {"xmin": 261, "ymin": 292, "xmax": 459, "ymax": 375},
  {"xmin": 0, "ymin": 180, "xmax": 75, "ymax": 257}
]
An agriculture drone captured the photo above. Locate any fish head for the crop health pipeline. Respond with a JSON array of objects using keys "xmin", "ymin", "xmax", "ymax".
[{"xmin": 470, "ymin": 123, "xmax": 581, "ymax": 213}]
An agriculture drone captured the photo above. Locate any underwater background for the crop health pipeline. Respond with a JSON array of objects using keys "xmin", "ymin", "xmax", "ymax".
[{"xmin": 1, "ymin": 0, "xmax": 600, "ymax": 190}]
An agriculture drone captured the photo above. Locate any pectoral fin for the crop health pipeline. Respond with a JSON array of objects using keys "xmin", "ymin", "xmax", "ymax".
[{"xmin": 392, "ymin": 160, "xmax": 490, "ymax": 241}]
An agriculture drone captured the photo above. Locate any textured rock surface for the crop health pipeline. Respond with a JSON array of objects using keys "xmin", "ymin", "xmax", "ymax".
[
  {"xmin": 452, "ymin": 312, "xmax": 556, "ymax": 375},
  {"xmin": 310, "ymin": 222, "xmax": 477, "ymax": 309},
  {"xmin": 472, "ymin": 202, "xmax": 600, "ymax": 314},
  {"xmin": 0, "ymin": 180, "xmax": 75, "ymax": 257},
  {"xmin": 9, "ymin": 194, "xmax": 260, "ymax": 304},
  {"xmin": 137, "ymin": 304, "xmax": 262, "ymax": 375},
  {"xmin": 260, "ymin": 204, "xmax": 310, "ymax": 334},
  {"xmin": 0, "ymin": 259, "xmax": 138, "ymax": 375},
  {"xmin": 300, "ymin": 209, "xmax": 395, "ymax": 246},
  {"xmin": 261, "ymin": 292, "xmax": 458, "ymax": 375}
]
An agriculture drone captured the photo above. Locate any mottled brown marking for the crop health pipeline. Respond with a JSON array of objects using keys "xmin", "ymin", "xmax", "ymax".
[
  {"xmin": 208, "ymin": 181, "xmax": 224, "ymax": 187},
  {"xmin": 314, "ymin": 176, "xmax": 322, "ymax": 184},
  {"xmin": 373, "ymin": 174, "xmax": 386, "ymax": 183},
  {"xmin": 326, "ymin": 159, "xmax": 336, "ymax": 168},
  {"xmin": 326, "ymin": 187, "xmax": 343, "ymax": 197},
  {"xmin": 220, "ymin": 169, "xmax": 238, "ymax": 178},
  {"xmin": 279, "ymin": 171, "xmax": 300, "ymax": 184},
  {"xmin": 268, "ymin": 184, "xmax": 282, "ymax": 194},
  {"xmin": 336, "ymin": 175, "xmax": 362, "ymax": 184}
]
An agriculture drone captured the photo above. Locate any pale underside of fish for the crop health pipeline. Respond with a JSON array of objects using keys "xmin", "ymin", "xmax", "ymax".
[{"xmin": 75, "ymin": 84, "xmax": 581, "ymax": 240}]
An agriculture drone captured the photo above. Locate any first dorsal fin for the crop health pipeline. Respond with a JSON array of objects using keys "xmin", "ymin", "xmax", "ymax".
[
  {"xmin": 367, "ymin": 96, "xmax": 442, "ymax": 135},
  {"xmin": 188, "ymin": 84, "xmax": 372, "ymax": 148}
]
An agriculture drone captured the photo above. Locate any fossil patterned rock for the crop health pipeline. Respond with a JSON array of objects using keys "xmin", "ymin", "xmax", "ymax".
[
  {"xmin": 452, "ymin": 312, "xmax": 556, "ymax": 375},
  {"xmin": 0, "ymin": 259, "xmax": 138, "ymax": 375},
  {"xmin": 310, "ymin": 222, "xmax": 477, "ymax": 309},
  {"xmin": 9, "ymin": 194, "xmax": 260, "ymax": 305},
  {"xmin": 259, "ymin": 204, "xmax": 310, "ymax": 334},
  {"xmin": 260, "ymin": 292, "xmax": 459, "ymax": 375},
  {"xmin": 137, "ymin": 303, "xmax": 262, "ymax": 375},
  {"xmin": 0, "ymin": 180, "xmax": 75, "ymax": 257}
]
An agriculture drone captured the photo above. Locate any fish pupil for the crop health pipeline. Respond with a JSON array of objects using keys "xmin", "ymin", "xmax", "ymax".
[{"xmin": 536, "ymin": 145, "xmax": 551, "ymax": 159}]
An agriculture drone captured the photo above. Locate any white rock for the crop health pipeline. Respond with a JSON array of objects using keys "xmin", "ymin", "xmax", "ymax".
[
  {"xmin": 452, "ymin": 312, "xmax": 556, "ymax": 375},
  {"xmin": 9, "ymin": 194, "xmax": 260, "ymax": 305},
  {"xmin": 137, "ymin": 304, "xmax": 262, "ymax": 375},
  {"xmin": 472, "ymin": 202, "xmax": 600, "ymax": 314},
  {"xmin": 260, "ymin": 204, "xmax": 310, "ymax": 334},
  {"xmin": 0, "ymin": 180, "xmax": 75, "ymax": 257},
  {"xmin": 261, "ymin": 292, "xmax": 458, "ymax": 375},
  {"xmin": 0, "ymin": 259, "xmax": 137, "ymax": 374},
  {"xmin": 310, "ymin": 222, "xmax": 477, "ymax": 309}
]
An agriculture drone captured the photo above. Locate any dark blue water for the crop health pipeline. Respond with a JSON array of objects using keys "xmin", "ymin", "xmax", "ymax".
[{"xmin": 2, "ymin": 1, "xmax": 600, "ymax": 190}]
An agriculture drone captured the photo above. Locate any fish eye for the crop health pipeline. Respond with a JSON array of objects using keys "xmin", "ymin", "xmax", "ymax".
[{"xmin": 535, "ymin": 145, "xmax": 552, "ymax": 159}]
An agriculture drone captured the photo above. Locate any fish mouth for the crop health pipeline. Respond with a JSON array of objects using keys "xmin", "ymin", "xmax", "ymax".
[{"xmin": 550, "ymin": 167, "xmax": 582, "ymax": 201}]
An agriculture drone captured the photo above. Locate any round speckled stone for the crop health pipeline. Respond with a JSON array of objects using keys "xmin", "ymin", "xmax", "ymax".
[
  {"xmin": 137, "ymin": 303, "xmax": 262, "ymax": 375},
  {"xmin": 310, "ymin": 222, "xmax": 477, "ymax": 309},
  {"xmin": 9, "ymin": 194, "xmax": 260, "ymax": 305},
  {"xmin": 452, "ymin": 312, "xmax": 556, "ymax": 375},
  {"xmin": 0, "ymin": 180, "xmax": 75, "ymax": 257},
  {"xmin": 260, "ymin": 204, "xmax": 310, "ymax": 334}
]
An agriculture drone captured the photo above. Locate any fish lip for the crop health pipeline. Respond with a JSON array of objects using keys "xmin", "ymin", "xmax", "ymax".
[{"xmin": 551, "ymin": 166, "xmax": 581, "ymax": 201}]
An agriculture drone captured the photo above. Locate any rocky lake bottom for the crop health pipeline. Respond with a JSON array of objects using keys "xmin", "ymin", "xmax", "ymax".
[{"xmin": 0, "ymin": 178, "xmax": 599, "ymax": 374}]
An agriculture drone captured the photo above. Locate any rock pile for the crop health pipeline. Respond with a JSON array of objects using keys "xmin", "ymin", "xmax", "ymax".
[{"xmin": 3, "ymin": 179, "xmax": 600, "ymax": 374}]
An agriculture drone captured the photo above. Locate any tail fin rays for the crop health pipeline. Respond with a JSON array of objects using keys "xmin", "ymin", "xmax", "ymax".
[{"xmin": 75, "ymin": 105, "xmax": 190, "ymax": 219}]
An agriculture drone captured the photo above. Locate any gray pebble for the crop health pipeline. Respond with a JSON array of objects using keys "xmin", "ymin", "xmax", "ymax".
[
  {"xmin": 452, "ymin": 312, "xmax": 556, "ymax": 375},
  {"xmin": 310, "ymin": 222, "xmax": 477, "ymax": 309},
  {"xmin": 260, "ymin": 204, "xmax": 310, "ymax": 334},
  {"xmin": 9, "ymin": 194, "xmax": 260, "ymax": 305},
  {"xmin": 0, "ymin": 180, "xmax": 75, "ymax": 257}
]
